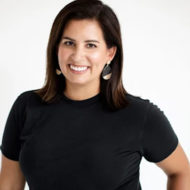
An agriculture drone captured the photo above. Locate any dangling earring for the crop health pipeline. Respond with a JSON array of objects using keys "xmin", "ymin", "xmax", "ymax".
[
  {"xmin": 102, "ymin": 61, "xmax": 112, "ymax": 80},
  {"xmin": 56, "ymin": 67, "xmax": 62, "ymax": 75}
]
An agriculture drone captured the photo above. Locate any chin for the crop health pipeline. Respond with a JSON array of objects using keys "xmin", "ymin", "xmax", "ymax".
[{"xmin": 68, "ymin": 79, "xmax": 90, "ymax": 85}]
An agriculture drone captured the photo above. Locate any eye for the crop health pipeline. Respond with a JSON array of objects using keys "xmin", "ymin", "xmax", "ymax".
[
  {"xmin": 87, "ymin": 43, "xmax": 97, "ymax": 48},
  {"xmin": 63, "ymin": 41, "xmax": 74, "ymax": 46}
]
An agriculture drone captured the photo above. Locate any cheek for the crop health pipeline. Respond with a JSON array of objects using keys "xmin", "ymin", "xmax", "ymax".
[
  {"xmin": 89, "ymin": 51, "xmax": 107, "ymax": 67},
  {"xmin": 90, "ymin": 51, "xmax": 104, "ymax": 60},
  {"xmin": 58, "ymin": 48, "xmax": 70, "ymax": 62}
]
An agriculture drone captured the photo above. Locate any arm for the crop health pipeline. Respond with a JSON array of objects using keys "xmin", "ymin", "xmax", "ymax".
[
  {"xmin": 0, "ymin": 154, "xmax": 26, "ymax": 190},
  {"xmin": 156, "ymin": 142, "xmax": 190, "ymax": 190}
]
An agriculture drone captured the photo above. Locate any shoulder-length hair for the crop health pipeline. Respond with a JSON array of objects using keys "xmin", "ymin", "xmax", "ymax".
[{"xmin": 35, "ymin": 0, "xmax": 129, "ymax": 111}]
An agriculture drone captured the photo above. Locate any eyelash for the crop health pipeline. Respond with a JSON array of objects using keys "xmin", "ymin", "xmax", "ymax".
[{"xmin": 63, "ymin": 41, "xmax": 97, "ymax": 48}]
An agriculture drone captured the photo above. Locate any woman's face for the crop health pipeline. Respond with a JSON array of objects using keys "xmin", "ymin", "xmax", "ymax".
[{"xmin": 57, "ymin": 19, "xmax": 117, "ymax": 87}]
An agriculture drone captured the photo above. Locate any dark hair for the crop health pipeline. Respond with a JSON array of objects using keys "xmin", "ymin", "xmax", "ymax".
[{"xmin": 34, "ymin": 0, "xmax": 129, "ymax": 111}]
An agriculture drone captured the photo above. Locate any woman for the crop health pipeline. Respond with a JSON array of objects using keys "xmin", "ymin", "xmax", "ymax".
[{"xmin": 0, "ymin": 0, "xmax": 190, "ymax": 189}]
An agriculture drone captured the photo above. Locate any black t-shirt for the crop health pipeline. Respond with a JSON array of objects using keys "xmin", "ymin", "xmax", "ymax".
[{"xmin": 0, "ymin": 90, "xmax": 178, "ymax": 190}]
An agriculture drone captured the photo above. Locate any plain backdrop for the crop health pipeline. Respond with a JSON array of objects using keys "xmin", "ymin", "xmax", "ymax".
[{"xmin": 0, "ymin": 0, "xmax": 190, "ymax": 189}]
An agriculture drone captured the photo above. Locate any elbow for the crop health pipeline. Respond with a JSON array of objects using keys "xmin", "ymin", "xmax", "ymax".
[
  {"xmin": 167, "ymin": 165, "xmax": 190, "ymax": 190},
  {"xmin": 168, "ymin": 164, "xmax": 190, "ymax": 177}
]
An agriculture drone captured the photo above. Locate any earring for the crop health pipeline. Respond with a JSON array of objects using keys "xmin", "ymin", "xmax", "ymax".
[
  {"xmin": 56, "ymin": 67, "xmax": 62, "ymax": 75},
  {"xmin": 102, "ymin": 61, "xmax": 112, "ymax": 80}
]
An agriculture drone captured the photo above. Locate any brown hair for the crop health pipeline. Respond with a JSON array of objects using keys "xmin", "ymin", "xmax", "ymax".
[{"xmin": 35, "ymin": 0, "xmax": 129, "ymax": 111}]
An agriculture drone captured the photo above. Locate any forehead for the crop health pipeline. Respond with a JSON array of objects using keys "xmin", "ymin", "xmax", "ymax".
[{"xmin": 62, "ymin": 19, "xmax": 105, "ymax": 41}]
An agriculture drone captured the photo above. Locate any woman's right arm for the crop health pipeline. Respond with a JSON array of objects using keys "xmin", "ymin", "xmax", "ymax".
[{"xmin": 0, "ymin": 154, "xmax": 26, "ymax": 190}]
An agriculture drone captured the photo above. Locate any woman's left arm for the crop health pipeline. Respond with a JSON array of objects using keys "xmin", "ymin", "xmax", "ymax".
[{"xmin": 156, "ymin": 142, "xmax": 190, "ymax": 190}]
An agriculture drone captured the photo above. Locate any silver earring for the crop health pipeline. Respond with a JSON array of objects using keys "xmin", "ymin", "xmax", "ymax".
[{"xmin": 102, "ymin": 61, "xmax": 112, "ymax": 80}]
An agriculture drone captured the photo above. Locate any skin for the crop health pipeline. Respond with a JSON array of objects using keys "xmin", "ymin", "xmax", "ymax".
[
  {"xmin": 156, "ymin": 143, "xmax": 190, "ymax": 189},
  {"xmin": 57, "ymin": 19, "xmax": 117, "ymax": 100}
]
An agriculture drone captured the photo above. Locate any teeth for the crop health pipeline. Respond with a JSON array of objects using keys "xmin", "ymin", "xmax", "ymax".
[{"xmin": 70, "ymin": 64, "xmax": 88, "ymax": 71}]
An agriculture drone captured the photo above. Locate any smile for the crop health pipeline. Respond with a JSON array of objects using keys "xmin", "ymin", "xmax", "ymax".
[{"xmin": 68, "ymin": 64, "xmax": 89, "ymax": 74}]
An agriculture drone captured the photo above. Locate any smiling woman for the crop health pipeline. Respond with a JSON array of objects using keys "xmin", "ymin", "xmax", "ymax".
[
  {"xmin": 0, "ymin": 0, "xmax": 190, "ymax": 190},
  {"xmin": 56, "ymin": 19, "xmax": 117, "ymax": 95},
  {"xmin": 34, "ymin": 0, "xmax": 128, "ymax": 109}
]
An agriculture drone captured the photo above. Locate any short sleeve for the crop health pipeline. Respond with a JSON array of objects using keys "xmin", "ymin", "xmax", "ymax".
[
  {"xmin": 0, "ymin": 92, "xmax": 28, "ymax": 161},
  {"xmin": 141, "ymin": 101, "xmax": 179, "ymax": 163}
]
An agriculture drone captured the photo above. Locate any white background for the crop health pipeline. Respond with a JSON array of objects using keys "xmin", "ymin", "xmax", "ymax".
[{"xmin": 0, "ymin": 0, "xmax": 190, "ymax": 189}]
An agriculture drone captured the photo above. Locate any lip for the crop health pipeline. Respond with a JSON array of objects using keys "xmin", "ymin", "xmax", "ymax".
[{"xmin": 69, "ymin": 64, "xmax": 90, "ymax": 68}]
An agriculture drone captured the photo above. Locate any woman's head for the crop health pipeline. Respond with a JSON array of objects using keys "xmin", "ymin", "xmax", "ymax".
[
  {"xmin": 36, "ymin": 0, "xmax": 129, "ymax": 110},
  {"xmin": 57, "ymin": 19, "xmax": 117, "ymax": 89}
]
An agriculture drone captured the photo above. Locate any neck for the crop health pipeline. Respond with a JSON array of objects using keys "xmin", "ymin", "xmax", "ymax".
[{"xmin": 63, "ymin": 81, "xmax": 100, "ymax": 101}]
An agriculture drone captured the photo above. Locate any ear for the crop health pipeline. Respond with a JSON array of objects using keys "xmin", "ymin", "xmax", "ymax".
[{"xmin": 107, "ymin": 46, "xmax": 117, "ymax": 62}]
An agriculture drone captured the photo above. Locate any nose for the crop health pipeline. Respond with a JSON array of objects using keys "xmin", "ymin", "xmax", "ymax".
[{"xmin": 70, "ymin": 45, "xmax": 84, "ymax": 63}]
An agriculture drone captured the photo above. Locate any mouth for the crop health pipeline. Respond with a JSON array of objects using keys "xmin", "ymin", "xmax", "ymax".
[{"xmin": 68, "ymin": 64, "xmax": 90, "ymax": 74}]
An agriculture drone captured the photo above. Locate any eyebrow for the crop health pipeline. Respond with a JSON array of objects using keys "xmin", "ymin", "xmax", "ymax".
[{"xmin": 62, "ymin": 36, "xmax": 100, "ymax": 43}]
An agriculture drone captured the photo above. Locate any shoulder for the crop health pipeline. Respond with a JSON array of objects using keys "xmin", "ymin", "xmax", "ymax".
[
  {"xmin": 16, "ymin": 88, "xmax": 40, "ymax": 100},
  {"xmin": 12, "ymin": 89, "xmax": 43, "ymax": 110},
  {"xmin": 124, "ymin": 92, "xmax": 163, "ymax": 119},
  {"xmin": 125, "ymin": 92, "xmax": 152, "ymax": 110},
  {"xmin": 15, "ymin": 89, "xmax": 36, "ymax": 101}
]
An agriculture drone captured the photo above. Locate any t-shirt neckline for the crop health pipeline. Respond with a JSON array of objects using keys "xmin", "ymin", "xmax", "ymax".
[{"xmin": 61, "ymin": 92, "xmax": 101, "ymax": 106}]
